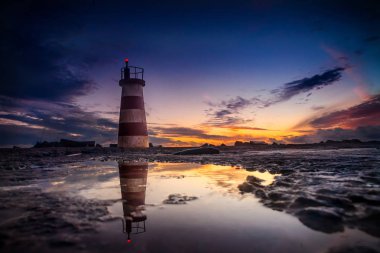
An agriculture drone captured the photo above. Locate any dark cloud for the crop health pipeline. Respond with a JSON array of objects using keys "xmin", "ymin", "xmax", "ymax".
[
  {"xmin": 308, "ymin": 94, "xmax": 380, "ymax": 128},
  {"xmin": 0, "ymin": 0, "xmax": 96, "ymax": 101},
  {"xmin": 206, "ymin": 115, "xmax": 254, "ymax": 127},
  {"xmin": 215, "ymin": 109, "xmax": 233, "ymax": 118},
  {"xmin": 148, "ymin": 125, "xmax": 269, "ymax": 146},
  {"xmin": 0, "ymin": 1, "xmax": 119, "ymax": 146},
  {"xmin": 311, "ymin": 105, "xmax": 325, "ymax": 111},
  {"xmin": 222, "ymin": 96, "xmax": 253, "ymax": 111},
  {"xmin": 205, "ymin": 96, "xmax": 258, "ymax": 126},
  {"xmin": 151, "ymin": 126, "xmax": 226, "ymax": 140},
  {"xmin": 286, "ymin": 126, "xmax": 380, "ymax": 144},
  {"xmin": 0, "ymin": 96, "xmax": 118, "ymax": 146},
  {"xmin": 0, "ymin": 124, "xmax": 46, "ymax": 147},
  {"xmin": 268, "ymin": 67, "xmax": 345, "ymax": 106},
  {"xmin": 228, "ymin": 126, "xmax": 268, "ymax": 131},
  {"xmin": 205, "ymin": 67, "xmax": 345, "ymax": 125},
  {"xmin": 364, "ymin": 35, "xmax": 380, "ymax": 42}
]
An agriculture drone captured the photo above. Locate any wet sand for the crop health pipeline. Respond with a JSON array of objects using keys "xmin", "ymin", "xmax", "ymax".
[{"xmin": 0, "ymin": 147, "xmax": 379, "ymax": 253}]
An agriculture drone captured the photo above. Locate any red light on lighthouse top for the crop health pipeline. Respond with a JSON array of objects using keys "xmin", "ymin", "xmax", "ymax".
[{"xmin": 124, "ymin": 58, "xmax": 129, "ymax": 62}]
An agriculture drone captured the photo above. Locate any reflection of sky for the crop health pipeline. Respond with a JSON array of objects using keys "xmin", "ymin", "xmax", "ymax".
[
  {"xmin": 47, "ymin": 162, "xmax": 278, "ymax": 200},
  {"xmin": 41, "ymin": 161, "xmax": 378, "ymax": 252},
  {"xmin": 1, "ymin": 1, "xmax": 380, "ymax": 146},
  {"xmin": 149, "ymin": 163, "xmax": 279, "ymax": 193}
]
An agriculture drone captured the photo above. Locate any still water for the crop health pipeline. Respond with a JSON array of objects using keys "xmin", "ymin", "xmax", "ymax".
[{"xmin": 41, "ymin": 160, "xmax": 377, "ymax": 253}]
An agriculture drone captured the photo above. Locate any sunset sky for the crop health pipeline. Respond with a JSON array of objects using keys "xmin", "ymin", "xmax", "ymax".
[{"xmin": 1, "ymin": 0, "xmax": 380, "ymax": 147}]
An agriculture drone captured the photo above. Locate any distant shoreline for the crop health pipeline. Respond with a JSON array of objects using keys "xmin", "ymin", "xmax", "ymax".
[{"xmin": 1, "ymin": 141, "xmax": 379, "ymax": 152}]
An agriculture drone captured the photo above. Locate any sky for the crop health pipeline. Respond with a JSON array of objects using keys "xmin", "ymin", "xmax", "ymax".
[{"xmin": 0, "ymin": 0, "xmax": 380, "ymax": 147}]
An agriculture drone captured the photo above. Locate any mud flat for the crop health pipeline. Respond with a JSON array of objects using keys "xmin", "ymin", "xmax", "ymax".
[{"xmin": 0, "ymin": 147, "xmax": 379, "ymax": 253}]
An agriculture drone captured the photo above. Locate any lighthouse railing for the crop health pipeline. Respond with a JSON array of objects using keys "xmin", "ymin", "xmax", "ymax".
[{"xmin": 121, "ymin": 66, "xmax": 144, "ymax": 80}]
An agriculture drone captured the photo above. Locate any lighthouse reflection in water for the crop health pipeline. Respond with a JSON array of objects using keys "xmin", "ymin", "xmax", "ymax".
[{"xmin": 118, "ymin": 161, "xmax": 148, "ymax": 243}]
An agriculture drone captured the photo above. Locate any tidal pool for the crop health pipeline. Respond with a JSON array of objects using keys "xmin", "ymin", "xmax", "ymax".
[{"xmin": 0, "ymin": 160, "xmax": 379, "ymax": 253}]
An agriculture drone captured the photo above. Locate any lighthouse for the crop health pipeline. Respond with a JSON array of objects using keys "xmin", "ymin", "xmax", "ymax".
[{"xmin": 118, "ymin": 59, "xmax": 148, "ymax": 148}]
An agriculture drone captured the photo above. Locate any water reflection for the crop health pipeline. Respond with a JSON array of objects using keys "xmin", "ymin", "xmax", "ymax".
[
  {"xmin": 118, "ymin": 161, "xmax": 148, "ymax": 243},
  {"xmin": 37, "ymin": 161, "xmax": 380, "ymax": 252}
]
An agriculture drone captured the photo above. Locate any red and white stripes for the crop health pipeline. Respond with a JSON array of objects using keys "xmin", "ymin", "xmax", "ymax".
[
  {"xmin": 118, "ymin": 78, "xmax": 148, "ymax": 148},
  {"xmin": 118, "ymin": 161, "xmax": 148, "ymax": 208}
]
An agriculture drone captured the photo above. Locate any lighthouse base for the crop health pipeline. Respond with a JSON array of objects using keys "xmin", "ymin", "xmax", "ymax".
[{"xmin": 118, "ymin": 136, "xmax": 148, "ymax": 148}]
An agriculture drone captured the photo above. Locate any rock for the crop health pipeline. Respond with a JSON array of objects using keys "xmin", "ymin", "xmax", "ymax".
[
  {"xmin": 360, "ymin": 176, "xmax": 380, "ymax": 184},
  {"xmin": 246, "ymin": 175, "xmax": 264, "ymax": 184},
  {"xmin": 295, "ymin": 208, "xmax": 344, "ymax": 233},
  {"xmin": 238, "ymin": 182, "xmax": 254, "ymax": 193},
  {"xmin": 255, "ymin": 189, "xmax": 267, "ymax": 199},
  {"xmin": 354, "ymin": 210, "xmax": 380, "ymax": 237},
  {"xmin": 160, "ymin": 175, "xmax": 185, "ymax": 179},
  {"xmin": 200, "ymin": 143, "xmax": 215, "ymax": 147},
  {"xmin": 268, "ymin": 192, "xmax": 291, "ymax": 201},
  {"xmin": 316, "ymin": 188, "xmax": 337, "ymax": 195},
  {"xmin": 348, "ymin": 195, "xmax": 380, "ymax": 206},
  {"xmin": 163, "ymin": 194, "xmax": 198, "ymax": 204},
  {"xmin": 326, "ymin": 245, "xmax": 379, "ymax": 253},
  {"xmin": 245, "ymin": 176, "xmax": 265, "ymax": 188},
  {"xmin": 316, "ymin": 195, "xmax": 356, "ymax": 211},
  {"xmin": 273, "ymin": 180, "xmax": 293, "ymax": 187},
  {"xmin": 290, "ymin": 196, "xmax": 326, "ymax": 209},
  {"xmin": 264, "ymin": 201, "xmax": 289, "ymax": 211},
  {"xmin": 258, "ymin": 168, "xmax": 266, "ymax": 173},
  {"xmin": 173, "ymin": 147, "xmax": 220, "ymax": 155},
  {"xmin": 279, "ymin": 169, "xmax": 294, "ymax": 175}
]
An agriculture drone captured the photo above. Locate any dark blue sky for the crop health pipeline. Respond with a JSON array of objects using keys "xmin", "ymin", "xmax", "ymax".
[{"xmin": 1, "ymin": 0, "xmax": 380, "ymax": 146}]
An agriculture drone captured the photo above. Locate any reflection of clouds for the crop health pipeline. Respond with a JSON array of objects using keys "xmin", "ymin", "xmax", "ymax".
[{"xmin": 149, "ymin": 163, "xmax": 279, "ymax": 192}]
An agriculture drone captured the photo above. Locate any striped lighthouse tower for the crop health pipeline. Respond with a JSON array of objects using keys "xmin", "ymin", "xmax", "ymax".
[{"xmin": 118, "ymin": 59, "xmax": 148, "ymax": 148}]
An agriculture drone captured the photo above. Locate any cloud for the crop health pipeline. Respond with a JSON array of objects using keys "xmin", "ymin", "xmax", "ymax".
[
  {"xmin": 206, "ymin": 115, "xmax": 254, "ymax": 127},
  {"xmin": 151, "ymin": 126, "xmax": 227, "ymax": 140},
  {"xmin": 222, "ymin": 96, "xmax": 253, "ymax": 110},
  {"xmin": 286, "ymin": 126, "xmax": 380, "ymax": 143},
  {"xmin": 267, "ymin": 67, "xmax": 345, "ymax": 106},
  {"xmin": 204, "ymin": 67, "xmax": 345, "ymax": 126},
  {"xmin": 214, "ymin": 109, "xmax": 233, "ymax": 118},
  {"xmin": 308, "ymin": 94, "xmax": 380, "ymax": 128},
  {"xmin": 148, "ymin": 125, "xmax": 270, "ymax": 146},
  {"xmin": 311, "ymin": 105, "xmax": 325, "ymax": 111},
  {"xmin": 205, "ymin": 96, "xmax": 259, "ymax": 126},
  {"xmin": 0, "ymin": 1, "xmax": 96, "ymax": 101},
  {"xmin": 227, "ymin": 126, "xmax": 268, "ymax": 131},
  {"xmin": 148, "ymin": 125, "xmax": 250, "ymax": 146},
  {"xmin": 0, "ymin": 96, "xmax": 118, "ymax": 146},
  {"xmin": 211, "ymin": 96, "xmax": 254, "ymax": 120},
  {"xmin": 0, "ymin": 1, "xmax": 118, "ymax": 146}
]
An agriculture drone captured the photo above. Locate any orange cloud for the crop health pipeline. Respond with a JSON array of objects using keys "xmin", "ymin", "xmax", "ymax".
[{"xmin": 307, "ymin": 94, "xmax": 380, "ymax": 129}]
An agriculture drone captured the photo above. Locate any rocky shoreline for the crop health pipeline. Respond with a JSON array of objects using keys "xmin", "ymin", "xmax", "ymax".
[{"xmin": 0, "ymin": 147, "xmax": 379, "ymax": 252}]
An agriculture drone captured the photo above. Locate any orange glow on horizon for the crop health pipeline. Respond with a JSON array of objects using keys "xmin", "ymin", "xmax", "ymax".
[{"xmin": 151, "ymin": 124, "xmax": 307, "ymax": 147}]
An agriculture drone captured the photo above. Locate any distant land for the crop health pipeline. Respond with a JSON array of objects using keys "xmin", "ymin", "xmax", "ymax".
[{"xmin": 4, "ymin": 138, "xmax": 380, "ymax": 150}]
